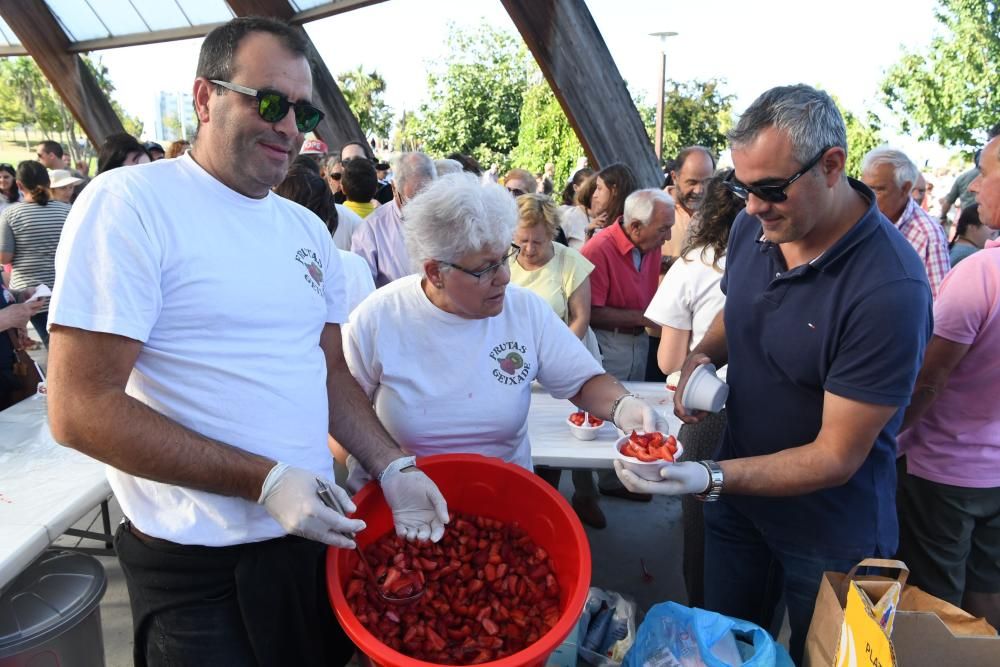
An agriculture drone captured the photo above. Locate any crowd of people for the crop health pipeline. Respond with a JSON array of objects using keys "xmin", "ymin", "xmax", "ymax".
[{"xmin": 0, "ymin": 13, "xmax": 994, "ymax": 667}]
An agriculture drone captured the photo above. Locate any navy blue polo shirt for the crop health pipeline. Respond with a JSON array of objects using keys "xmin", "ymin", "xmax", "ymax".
[{"xmin": 718, "ymin": 178, "xmax": 932, "ymax": 559}]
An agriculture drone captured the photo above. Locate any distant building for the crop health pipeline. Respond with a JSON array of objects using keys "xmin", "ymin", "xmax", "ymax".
[{"xmin": 151, "ymin": 90, "xmax": 196, "ymax": 142}]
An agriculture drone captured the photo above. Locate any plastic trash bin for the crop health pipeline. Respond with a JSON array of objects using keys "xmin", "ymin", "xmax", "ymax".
[{"xmin": 0, "ymin": 551, "xmax": 107, "ymax": 667}]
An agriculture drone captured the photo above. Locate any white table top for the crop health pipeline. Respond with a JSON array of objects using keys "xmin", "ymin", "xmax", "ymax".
[
  {"xmin": 0, "ymin": 396, "xmax": 109, "ymax": 591},
  {"xmin": 528, "ymin": 381, "xmax": 681, "ymax": 469}
]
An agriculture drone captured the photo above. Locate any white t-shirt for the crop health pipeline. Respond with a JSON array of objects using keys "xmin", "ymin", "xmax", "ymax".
[
  {"xmin": 333, "ymin": 203, "xmax": 364, "ymax": 251},
  {"xmin": 645, "ymin": 245, "xmax": 728, "ymax": 379},
  {"xmin": 49, "ymin": 154, "xmax": 348, "ymax": 546},
  {"xmin": 559, "ymin": 205, "xmax": 589, "ymax": 252},
  {"xmin": 344, "ymin": 275, "xmax": 604, "ymax": 469},
  {"xmin": 338, "ymin": 249, "xmax": 375, "ymax": 313}
]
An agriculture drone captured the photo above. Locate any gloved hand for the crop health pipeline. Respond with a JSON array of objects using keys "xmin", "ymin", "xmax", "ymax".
[
  {"xmin": 258, "ymin": 463, "xmax": 366, "ymax": 548},
  {"xmin": 345, "ymin": 454, "xmax": 374, "ymax": 494},
  {"xmin": 613, "ymin": 394, "xmax": 671, "ymax": 434},
  {"xmin": 613, "ymin": 459, "xmax": 710, "ymax": 496},
  {"xmin": 380, "ymin": 456, "xmax": 449, "ymax": 543}
]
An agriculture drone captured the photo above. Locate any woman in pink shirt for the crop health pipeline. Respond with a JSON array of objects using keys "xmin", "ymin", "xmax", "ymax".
[{"xmin": 896, "ymin": 245, "xmax": 1000, "ymax": 628}]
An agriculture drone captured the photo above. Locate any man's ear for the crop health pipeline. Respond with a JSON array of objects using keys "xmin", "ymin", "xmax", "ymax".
[
  {"xmin": 820, "ymin": 147, "xmax": 847, "ymax": 186},
  {"xmin": 192, "ymin": 78, "xmax": 214, "ymax": 125}
]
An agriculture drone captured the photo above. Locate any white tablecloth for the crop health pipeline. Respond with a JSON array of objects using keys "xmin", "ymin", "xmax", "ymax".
[
  {"xmin": 528, "ymin": 381, "xmax": 681, "ymax": 468},
  {"xmin": 0, "ymin": 396, "xmax": 110, "ymax": 590}
]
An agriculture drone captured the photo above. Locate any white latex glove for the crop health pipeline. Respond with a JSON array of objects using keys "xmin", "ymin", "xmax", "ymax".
[
  {"xmin": 379, "ymin": 456, "xmax": 449, "ymax": 543},
  {"xmin": 258, "ymin": 463, "xmax": 366, "ymax": 548},
  {"xmin": 613, "ymin": 395, "xmax": 671, "ymax": 434},
  {"xmin": 613, "ymin": 459, "xmax": 710, "ymax": 496},
  {"xmin": 345, "ymin": 454, "xmax": 374, "ymax": 494}
]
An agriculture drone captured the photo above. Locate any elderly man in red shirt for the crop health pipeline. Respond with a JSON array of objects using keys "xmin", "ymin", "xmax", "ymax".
[{"xmin": 583, "ymin": 188, "xmax": 675, "ymax": 380}]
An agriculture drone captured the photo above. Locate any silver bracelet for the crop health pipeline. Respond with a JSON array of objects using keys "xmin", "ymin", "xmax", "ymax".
[{"xmin": 610, "ymin": 393, "xmax": 639, "ymax": 430}]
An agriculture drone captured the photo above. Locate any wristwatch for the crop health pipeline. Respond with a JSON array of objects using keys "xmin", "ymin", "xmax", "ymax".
[{"xmin": 694, "ymin": 460, "xmax": 723, "ymax": 502}]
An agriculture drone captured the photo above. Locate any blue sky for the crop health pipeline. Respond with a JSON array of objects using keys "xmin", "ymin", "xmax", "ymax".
[{"xmin": 96, "ymin": 0, "xmax": 954, "ymax": 165}]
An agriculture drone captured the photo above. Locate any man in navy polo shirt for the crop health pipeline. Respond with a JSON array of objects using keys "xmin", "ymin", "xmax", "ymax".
[{"xmin": 614, "ymin": 85, "xmax": 932, "ymax": 663}]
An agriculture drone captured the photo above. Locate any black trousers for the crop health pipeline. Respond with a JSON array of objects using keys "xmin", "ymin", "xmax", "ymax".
[{"xmin": 115, "ymin": 521, "xmax": 355, "ymax": 666}]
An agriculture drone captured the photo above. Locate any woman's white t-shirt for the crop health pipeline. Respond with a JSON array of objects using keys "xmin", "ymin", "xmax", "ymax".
[
  {"xmin": 645, "ymin": 245, "xmax": 728, "ymax": 378},
  {"xmin": 344, "ymin": 275, "xmax": 604, "ymax": 469},
  {"xmin": 49, "ymin": 154, "xmax": 347, "ymax": 545}
]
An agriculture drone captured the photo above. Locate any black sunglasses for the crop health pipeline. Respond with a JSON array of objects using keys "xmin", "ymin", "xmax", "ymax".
[
  {"xmin": 210, "ymin": 79, "xmax": 325, "ymax": 133},
  {"xmin": 724, "ymin": 146, "xmax": 832, "ymax": 203},
  {"xmin": 439, "ymin": 245, "xmax": 520, "ymax": 284},
  {"xmin": 329, "ymin": 172, "xmax": 342, "ymax": 181},
  {"xmin": 506, "ymin": 187, "xmax": 526, "ymax": 197}
]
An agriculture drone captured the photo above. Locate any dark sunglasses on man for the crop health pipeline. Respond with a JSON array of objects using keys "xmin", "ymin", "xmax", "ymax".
[
  {"xmin": 210, "ymin": 79, "xmax": 325, "ymax": 133},
  {"xmin": 506, "ymin": 187, "xmax": 526, "ymax": 197},
  {"xmin": 329, "ymin": 172, "xmax": 342, "ymax": 181},
  {"xmin": 724, "ymin": 146, "xmax": 832, "ymax": 203}
]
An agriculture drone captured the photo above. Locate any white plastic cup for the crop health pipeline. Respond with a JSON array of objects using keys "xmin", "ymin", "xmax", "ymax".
[{"xmin": 681, "ymin": 363, "xmax": 729, "ymax": 413}]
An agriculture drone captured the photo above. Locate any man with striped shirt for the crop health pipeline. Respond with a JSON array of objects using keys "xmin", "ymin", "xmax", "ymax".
[{"xmin": 0, "ymin": 162, "xmax": 69, "ymax": 346}]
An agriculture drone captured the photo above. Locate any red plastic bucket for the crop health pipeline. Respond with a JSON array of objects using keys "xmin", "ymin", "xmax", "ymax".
[{"xmin": 327, "ymin": 453, "xmax": 592, "ymax": 667}]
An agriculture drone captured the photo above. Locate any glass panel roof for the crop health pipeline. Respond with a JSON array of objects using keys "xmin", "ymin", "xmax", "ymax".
[
  {"xmin": 289, "ymin": 0, "xmax": 331, "ymax": 11},
  {"xmin": 44, "ymin": 0, "xmax": 233, "ymax": 42},
  {"xmin": 0, "ymin": 16, "xmax": 19, "ymax": 48}
]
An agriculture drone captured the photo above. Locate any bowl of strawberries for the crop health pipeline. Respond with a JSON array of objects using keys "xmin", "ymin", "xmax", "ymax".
[
  {"xmin": 566, "ymin": 411, "xmax": 606, "ymax": 441},
  {"xmin": 614, "ymin": 431, "xmax": 684, "ymax": 481}
]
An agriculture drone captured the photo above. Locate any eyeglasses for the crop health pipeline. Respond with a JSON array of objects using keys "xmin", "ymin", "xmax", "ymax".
[
  {"xmin": 329, "ymin": 172, "xmax": 342, "ymax": 181},
  {"xmin": 210, "ymin": 79, "xmax": 325, "ymax": 133},
  {"xmin": 439, "ymin": 245, "xmax": 520, "ymax": 284},
  {"xmin": 724, "ymin": 146, "xmax": 832, "ymax": 203},
  {"xmin": 506, "ymin": 187, "xmax": 526, "ymax": 197}
]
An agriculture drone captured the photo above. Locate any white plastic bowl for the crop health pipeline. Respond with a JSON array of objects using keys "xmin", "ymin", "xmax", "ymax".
[
  {"xmin": 614, "ymin": 433, "xmax": 685, "ymax": 481},
  {"xmin": 567, "ymin": 413, "xmax": 606, "ymax": 441}
]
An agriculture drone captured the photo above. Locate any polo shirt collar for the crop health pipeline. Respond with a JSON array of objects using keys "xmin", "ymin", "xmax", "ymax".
[
  {"xmin": 609, "ymin": 217, "xmax": 639, "ymax": 256},
  {"xmin": 754, "ymin": 178, "xmax": 881, "ymax": 273}
]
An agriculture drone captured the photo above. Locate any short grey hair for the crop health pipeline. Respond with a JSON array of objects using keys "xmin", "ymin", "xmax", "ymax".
[
  {"xmin": 728, "ymin": 84, "xmax": 847, "ymax": 165},
  {"xmin": 393, "ymin": 152, "xmax": 437, "ymax": 197},
  {"xmin": 624, "ymin": 188, "xmax": 674, "ymax": 226},
  {"xmin": 404, "ymin": 173, "xmax": 517, "ymax": 273},
  {"xmin": 434, "ymin": 158, "xmax": 463, "ymax": 176},
  {"xmin": 861, "ymin": 147, "xmax": 919, "ymax": 188}
]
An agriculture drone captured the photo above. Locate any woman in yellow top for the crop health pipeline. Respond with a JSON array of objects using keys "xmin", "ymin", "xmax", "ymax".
[
  {"xmin": 509, "ymin": 193, "xmax": 606, "ymax": 528},
  {"xmin": 340, "ymin": 156, "xmax": 379, "ymax": 219}
]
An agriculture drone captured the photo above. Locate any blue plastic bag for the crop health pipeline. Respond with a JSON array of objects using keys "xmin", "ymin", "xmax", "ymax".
[{"xmin": 623, "ymin": 602, "xmax": 793, "ymax": 667}]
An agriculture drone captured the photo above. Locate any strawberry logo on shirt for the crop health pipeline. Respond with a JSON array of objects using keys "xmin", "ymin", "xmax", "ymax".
[
  {"xmin": 490, "ymin": 341, "xmax": 531, "ymax": 385},
  {"xmin": 295, "ymin": 248, "xmax": 324, "ymax": 296}
]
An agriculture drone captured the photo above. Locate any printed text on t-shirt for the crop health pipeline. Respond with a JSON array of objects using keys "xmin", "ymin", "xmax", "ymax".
[
  {"xmin": 490, "ymin": 341, "xmax": 532, "ymax": 385},
  {"xmin": 295, "ymin": 248, "xmax": 324, "ymax": 295}
]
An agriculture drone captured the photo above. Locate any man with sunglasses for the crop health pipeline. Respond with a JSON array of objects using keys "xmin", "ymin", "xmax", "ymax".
[
  {"xmin": 45, "ymin": 17, "xmax": 448, "ymax": 666},
  {"xmin": 614, "ymin": 85, "xmax": 932, "ymax": 663}
]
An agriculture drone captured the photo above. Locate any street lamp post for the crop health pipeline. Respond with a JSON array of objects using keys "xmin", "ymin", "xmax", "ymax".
[{"xmin": 649, "ymin": 31, "xmax": 678, "ymax": 162}]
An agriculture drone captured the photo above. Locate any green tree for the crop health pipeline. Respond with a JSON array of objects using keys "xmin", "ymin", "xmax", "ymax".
[
  {"xmin": 0, "ymin": 57, "xmax": 48, "ymax": 148},
  {"xmin": 337, "ymin": 66, "xmax": 392, "ymax": 139},
  {"xmin": 412, "ymin": 22, "xmax": 532, "ymax": 168},
  {"xmin": 509, "ymin": 76, "xmax": 586, "ymax": 188},
  {"xmin": 843, "ymin": 109, "xmax": 883, "ymax": 179},
  {"xmin": 657, "ymin": 80, "xmax": 734, "ymax": 161},
  {"xmin": 881, "ymin": 0, "xmax": 999, "ymax": 146}
]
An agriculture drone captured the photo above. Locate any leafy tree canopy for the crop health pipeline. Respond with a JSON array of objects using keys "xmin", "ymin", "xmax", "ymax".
[
  {"xmin": 509, "ymin": 76, "xmax": 586, "ymax": 190},
  {"xmin": 881, "ymin": 0, "xmax": 999, "ymax": 147},
  {"xmin": 337, "ymin": 66, "xmax": 392, "ymax": 139},
  {"xmin": 405, "ymin": 22, "xmax": 533, "ymax": 168}
]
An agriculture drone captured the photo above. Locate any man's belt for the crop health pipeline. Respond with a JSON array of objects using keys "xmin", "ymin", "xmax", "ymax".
[{"xmin": 592, "ymin": 324, "xmax": 645, "ymax": 336}]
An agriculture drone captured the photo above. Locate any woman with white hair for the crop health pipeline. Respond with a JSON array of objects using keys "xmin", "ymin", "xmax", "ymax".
[{"xmin": 341, "ymin": 173, "xmax": 669, "ymax": 477}]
